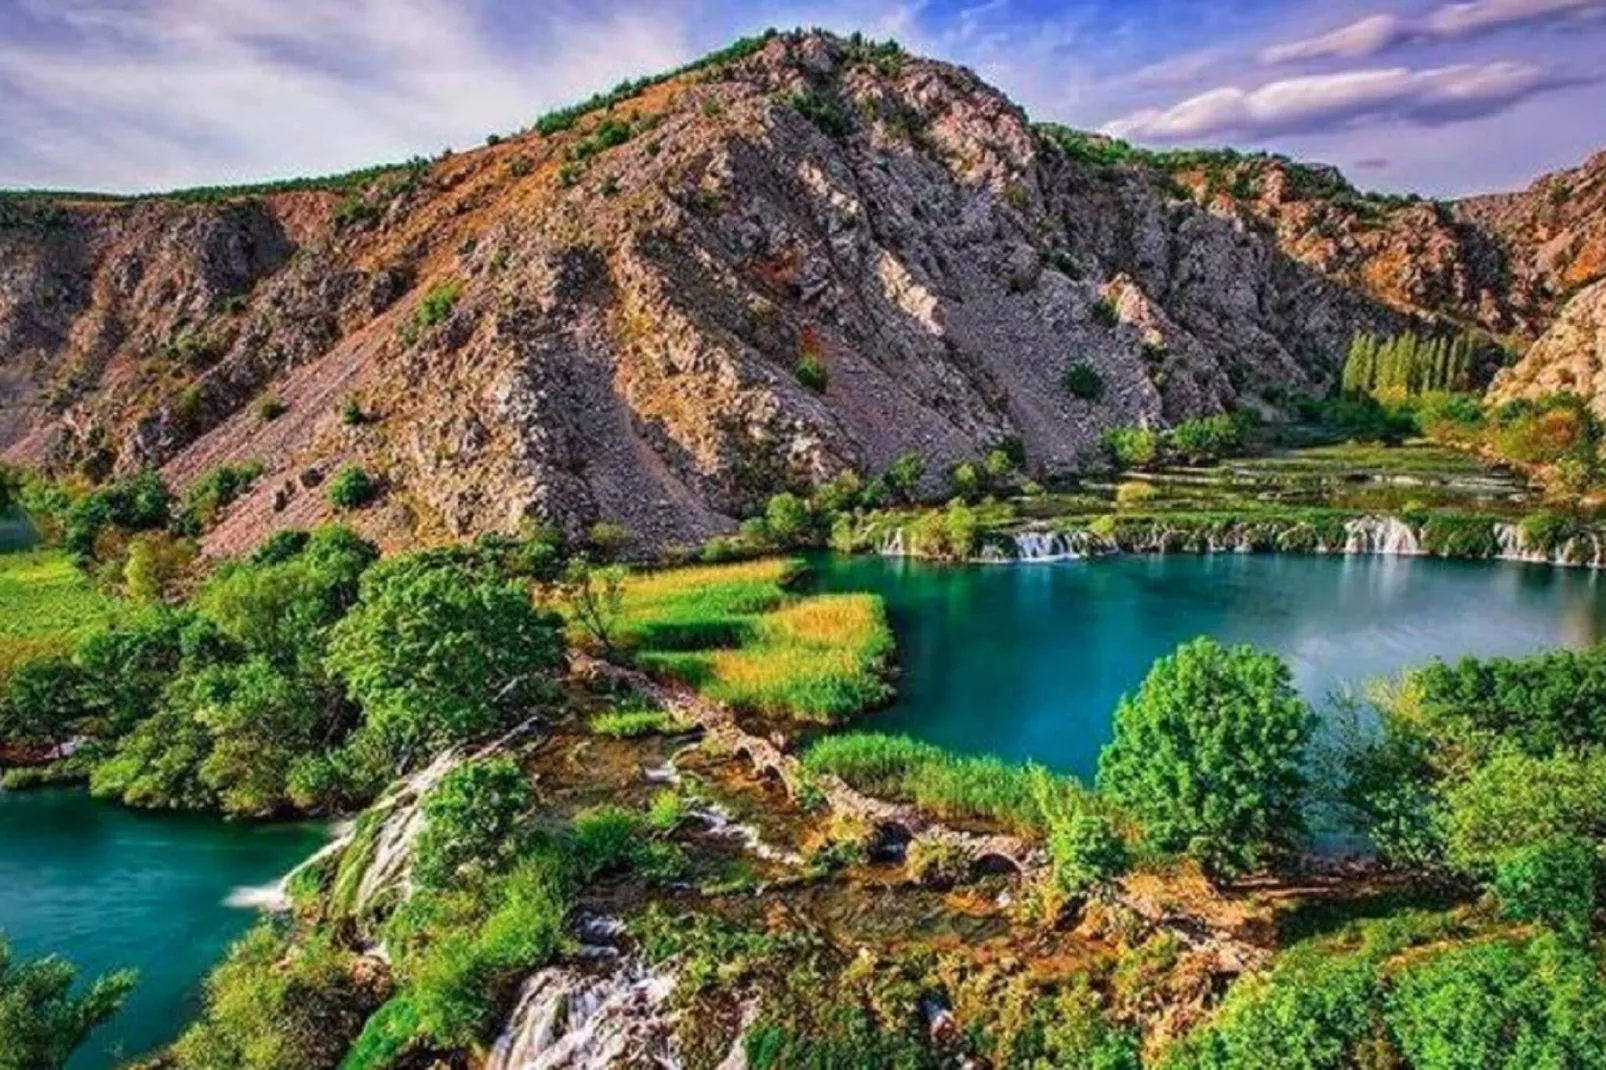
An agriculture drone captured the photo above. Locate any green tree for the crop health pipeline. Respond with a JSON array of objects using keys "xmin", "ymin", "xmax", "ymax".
[
  {"xmin": 884, "ymin": 451, "xmax": 925, "ymax": 504},
  {"xmin": 556, "ymin": 560, "xmax": 626, "ymax": 656},
  {"xmin": 0, "ymin": 935, "xmax": 136, "ymax": 1070},
  {"xmin": 763, "ymin": 492, "xmax": 813, "ymax": 546},
  {"xmin": 812, "ymin": 471, "xmax": 863, "ymax": 515},
  {"xmin": 1097, "ymin": 638, "xmax": 1313, "ymax": 879},
  {"xmin": 948, "ymin": 461, "xmax": 983, "ymax": 502},
  {"xmin": 1492, "ymin": 835, "xmax": 1597, "ymax": 938},
  {"xmin": 1168, "ymin": 415, "xmax": 1240, "ymax": 464},
  {"xmin": 0, "ymin": 656, "xmax": 90, "ymax": 754},
  {"xmin": 196, "ymin": 526, "xmax": 377, "ymax": 675},
  {"xmin": 326, "ymin": 557, "xmax": 564, "ymax": 766},
  {"xmin": 188, "ymin": 658, "xmax": 338, "ymax": 816}
]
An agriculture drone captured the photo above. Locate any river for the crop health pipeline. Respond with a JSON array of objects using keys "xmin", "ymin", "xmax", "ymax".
[
  {"xmin": 0, "ymin": 788, "xmax": 324, "ymax": 1068},
  {"xmin": 6, "ymin": 551, "xmax": 1606, "ymax": 1066},
  {"xmin": 809, "ymin": 551, "xmax": 1606, "ymax": 777}
]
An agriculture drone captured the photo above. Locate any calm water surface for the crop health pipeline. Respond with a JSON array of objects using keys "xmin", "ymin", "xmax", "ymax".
[
  {"xmin": 0, "ymin": 788, "xmax": 324, "ymax": 1068},
  {"xmin": 5, "ymin": 553, "xmax": 1605, "ymax": 1067},
  {"xmin": 809, "ymin": 552, "xmax": 1606, "ymax": 777}
]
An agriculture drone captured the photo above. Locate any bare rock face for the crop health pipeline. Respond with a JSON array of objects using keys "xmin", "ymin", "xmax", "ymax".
[
  {"xmin": 1492, "ymin": 280, "xmax": 1606, "ymax": 414},
  {"xmin": 0, "ymin": 30, "xmax": 1600, "ymax": 551}
]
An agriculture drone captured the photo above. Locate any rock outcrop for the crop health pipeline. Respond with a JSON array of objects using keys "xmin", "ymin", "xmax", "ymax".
[{"xmin": 1, "ymin": 30, "xmax": 1601, "ymax": 550}]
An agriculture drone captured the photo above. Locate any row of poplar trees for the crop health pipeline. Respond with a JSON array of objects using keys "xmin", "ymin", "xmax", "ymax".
[{"xmin": 1341, "ymin": 330, "xmax": 1477, "ymax": 398}]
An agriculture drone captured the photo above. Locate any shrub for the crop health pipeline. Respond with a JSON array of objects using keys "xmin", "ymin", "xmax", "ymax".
[
  {"xmin": 256, "ymin": 396, "xmax": 287, "ymax": 422},
  {"xmin": 789, "ymin": 90, "xmax": 852, "ymax": 137},
  {"xmin": 0, "ymin": 936, "xmax": 137, "ymax": 1070},
  {"xmin": 0, "ymin": 655, "xmax": 90, "ymax": 751},
  {"xmin": 326, "ymin": 466, "xmax": 377, "ymax": 510},
  {"xmin": 1492, "ymin": 835, "xmax": 1597, "ymax": 937},
  {"xmin": 948, "ymin": 462, "xmax": 983, "ymax": 502},
  {"xmin": 414, "ymin": 758, "xmax": 533, "ymax": 891},
  {"xmin": 1168, "ymin": 414, "xmax": 1240, "ymax": 463},
  {"xmin": 1064, "ymin": 361, "xmax": 1105, "ymax": 400},
  {"xmin": 812, "ymin": 470, "xmax": 863, "ymax": 515},
  {"xmin": 1115, "ymin": 481, "xmax": 1157, "ymax": 508},
  {"xmin": 1385, "ymin": 933, "xmax": 1606, "ymax": 1070},
  {"xmin": 1103, "ymin": 425, "xmax": 1160, "ymax": 469},
  {"xmin": 1440, "ymin": 749, "xmax": 1606, "ymax": 872},
  {"xmin": 1098, "ymin": 638, "xmax": 1313, "ymax": 879},
  {"xmin": 1090, "ymin": 298, "xmax": 1119, "ymax": 327},
  {"xmin": 795, "ymin": 351, "xmax": 827, "ymax": 393},
  {"xmin": 172, "ymin": 926, "xmax": 376, "ymax": 1070},
  {"xmin": 339, "ymin": 394, "xmax": 367, "ymax": 427},
  {"xmin": 414, "ymin": 281, "xmax": 461, "ymax": 329},
  {"xmin": 884, "ymin": 451, "xmax": 925, "ymax": 503},
  {"xmin": 61, "ymin": 469, "xmax": 173, "ymax": 565},
  {"xmin": 176, "ymin": 461, "xmax": 264, "ymax": 534}
]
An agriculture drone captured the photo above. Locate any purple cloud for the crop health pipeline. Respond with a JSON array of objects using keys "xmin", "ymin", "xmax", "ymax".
[
  {"xmin": 1103, "ymin": 60, "xmax": 1594, "ymax": 142},
  {"xmin": 1260, "ymin": 0, "xmax": 1606, "ymax": 64}
]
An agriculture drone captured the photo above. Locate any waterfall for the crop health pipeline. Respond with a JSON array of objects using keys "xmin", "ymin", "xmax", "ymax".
[
  {"xmin": 341, "ymin": 715, "xmax": 545, "ymax": 922},
  {"xmin": 348, "ymin": 746, "xmax": 463, "ymax": 916},
  {"xmin": 878, "ymin": 528, "xmax": 908, "ymax": 557},
  {"xmin": 486, "ymin": 924, "xmax": 681, "ymax": 1070},
  {"xmin": 1010, "ymin": 528, "xmax": 1112, "ymax": 562},
  {"xmin": 1343, "ymin": 516, "xmax": 1421, "ymax": 556}
]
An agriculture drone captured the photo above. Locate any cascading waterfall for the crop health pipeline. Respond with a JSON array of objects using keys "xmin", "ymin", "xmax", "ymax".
[
  {"xmin": 226, "ymin": 819, "xmax": 358, "ymax": 911},
  {"xmin": 1343, "ymin": 516, "xmax": 1421, "ymax": 556},
  {"xmin": 686, "ymin": 801, "xmax": 803, "ymax": 865},
  {"xmin": 343, "ymin": 714, "xmax": 546, "ymax": 922},
  {"xmin": 349, "ymin": 745, "xmax": 464, "ymax": 917},
  {"xmin": 878, "ymin": 512, "xmax": 1606, "ymax": 569},
  {"xmin": 1009, "ymin": 528, "xmax": 1114, "ymax": 562},
  {"xmin": 485, "ymin": 916, "xmax": 682, "ymax": 1070}
]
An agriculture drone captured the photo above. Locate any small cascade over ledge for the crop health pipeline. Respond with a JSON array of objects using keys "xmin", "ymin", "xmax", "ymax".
[
  {"xmin": 1342, "ymin": 516, "xmax": 1422, "ymax": 556},
  {"xmin": 485, "ymin": 915, "xmax": 685, "ymax": 1070},
  {"xmin": 876, "ymin": 513, "xmax": 1606, "ymax": 570}
]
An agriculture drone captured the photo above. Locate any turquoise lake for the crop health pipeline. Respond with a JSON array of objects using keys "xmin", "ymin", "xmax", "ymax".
[
  {"xmin": 0, "ymin": 788, "xmax": 324, "ymax": 1069},
  {"xmin": 808, "ymin": 552, "xmax": 1606, "ymax": 778},
  {"xmin": 6, "ymin": 551, "xmax": 1606, "ymax": 1067}
]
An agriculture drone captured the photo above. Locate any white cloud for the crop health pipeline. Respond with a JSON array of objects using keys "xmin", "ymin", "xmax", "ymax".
[
  {"xmin": 1260, "ymin": 0, "xmax": 1605, "ymax": 64},
  {"xmin": 1260, "ymin": 14, "xmax": 1406, "ymax": 64},
  {"xmin": 1102, "ymin": 60, "xmax": 1591, "ymax": 142},
  {"xmin": 0, "ymin": 0, "xmax": 696, "ymax": 191}
]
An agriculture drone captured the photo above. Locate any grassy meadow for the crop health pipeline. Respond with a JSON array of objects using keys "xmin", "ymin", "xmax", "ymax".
[
  {"xmin": 0, "ymin": 548, "xmax": 118, "ymax": 680},
  {"xmin": 802, "ymin": 732, "xmax": 1073, "ymax": 835},
  {"xmin": 609, "ymin": 558, "xmax": 894, "ymax": 724}
]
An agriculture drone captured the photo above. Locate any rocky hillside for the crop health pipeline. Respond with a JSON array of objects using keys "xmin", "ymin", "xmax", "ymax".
[{"xmin": 0, "ymin": 30, "xmax": 1600, "ymax": 551}]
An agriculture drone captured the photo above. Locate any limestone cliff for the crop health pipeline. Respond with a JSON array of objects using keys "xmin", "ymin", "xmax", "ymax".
[{"xmin": 0, "ymin": 30, "xmax": 1598, "ymax": 550}]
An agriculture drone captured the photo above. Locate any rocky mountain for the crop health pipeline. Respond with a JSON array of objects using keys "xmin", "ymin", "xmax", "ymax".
[{"xmin": 0, "ymin": 29, "xmax": 1601, "ymax": 551}]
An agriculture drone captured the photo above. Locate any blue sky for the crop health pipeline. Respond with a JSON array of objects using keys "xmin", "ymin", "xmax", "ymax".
[{"xmin": 2, "ymin": 0, "xmax": 1603, "ymax": 196}]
